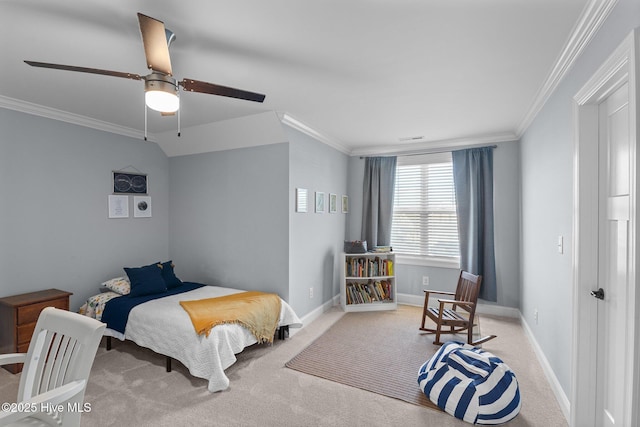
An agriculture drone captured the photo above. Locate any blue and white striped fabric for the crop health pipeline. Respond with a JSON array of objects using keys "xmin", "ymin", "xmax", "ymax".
[{"xmin": 418, "ymin": 341, "xmax": 521, "ymax": 425}]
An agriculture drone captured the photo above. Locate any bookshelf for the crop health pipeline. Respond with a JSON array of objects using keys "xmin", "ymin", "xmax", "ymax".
[{"xmin": 341, "ymin": 252, "xmax": 397, "ymax": 312}]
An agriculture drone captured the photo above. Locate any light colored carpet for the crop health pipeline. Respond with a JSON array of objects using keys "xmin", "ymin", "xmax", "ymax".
[
  {"xmin": 285, "ymin": 308, "xmax": 439, "ymax": 410},
  {"xmin": 0, "ymin": 305, "xmax": 568, "ymax": 426}
]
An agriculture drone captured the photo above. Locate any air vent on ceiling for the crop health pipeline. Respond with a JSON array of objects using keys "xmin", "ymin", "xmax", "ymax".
[{"xmin": 398, "ymin": 135, "xmax": 425, "ymax": 142}]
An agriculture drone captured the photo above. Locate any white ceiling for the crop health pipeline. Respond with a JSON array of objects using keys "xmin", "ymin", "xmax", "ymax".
[{"xmin": 0, "ymin": 0, "xmax": 594, "ymax": 154}]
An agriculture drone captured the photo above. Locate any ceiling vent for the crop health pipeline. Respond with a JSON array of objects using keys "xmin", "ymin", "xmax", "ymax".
[{"xmin": 398, "ymin": 135, "xmax": 425, "ymax": 142}]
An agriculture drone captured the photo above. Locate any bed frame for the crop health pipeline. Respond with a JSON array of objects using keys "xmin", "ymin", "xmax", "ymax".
[{"xmin": 104, "ymin": 325, "xmax": 289, "ymax": 372}]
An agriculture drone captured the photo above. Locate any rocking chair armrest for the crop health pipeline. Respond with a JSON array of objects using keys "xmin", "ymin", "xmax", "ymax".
[
  {"xmin": 437, "ymin": 298, "xmax": 475, "ymax": 311},
  {"xmin": 423, "ymin": 289, "xmax": 455, "ymax": 296},
  {"xmin": 0, "ymin": 380, "xmax": 86, "ymax": 424},
  {"xmin": 0, "ymin": 353, "xmax": 26, "ymax": 366}
]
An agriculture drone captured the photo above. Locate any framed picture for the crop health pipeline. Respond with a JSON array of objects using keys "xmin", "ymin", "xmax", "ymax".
[
  {"xmin": 113, "ymin": 171, "xmax": 148, "ymax": 194},
  {"xmin": 315, "ymin": 192, "xmax": 325, "ymax": 213},
  {"xmin": 329, "ymin": 193, "xmax": 337, "ymax": 213},
  {"xmin": 108, "ymin": 195, "xmax": 129, "ymax": 218},
  {"xmin": 342, "ymin": 195, "xmax": 349, "ymax": 213},
  {"xmin": 133, "ymin": 196, "xmax": 152, "ymax": 218},
  {"xmin": 296, "ymin": 188, "xmax": 308, "ymax": 213}
]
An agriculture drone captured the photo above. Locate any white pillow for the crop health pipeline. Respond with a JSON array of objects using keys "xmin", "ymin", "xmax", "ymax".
[{"xmin": 102, "ymin": 276, "xmax": 131, "ymax": 295}]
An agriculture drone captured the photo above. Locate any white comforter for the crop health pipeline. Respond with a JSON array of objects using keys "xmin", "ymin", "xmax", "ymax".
[{"xmin": 111, "ymin": 285, "xmax": 301, "ymax": 392}]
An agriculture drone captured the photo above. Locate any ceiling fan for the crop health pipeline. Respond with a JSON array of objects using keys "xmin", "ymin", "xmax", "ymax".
[{"xmin": 24, "ymin": 13, "xmax": 265, "ymax": 136}]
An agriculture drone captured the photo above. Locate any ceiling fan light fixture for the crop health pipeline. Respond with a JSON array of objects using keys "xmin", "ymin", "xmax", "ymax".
[
  {"xmin": 145, "ymin": 90, "xmax": 179, "ymax": 113},
  {"xmin": 144, "ymin": 73, "xmax": 179, "ymax": 113}
]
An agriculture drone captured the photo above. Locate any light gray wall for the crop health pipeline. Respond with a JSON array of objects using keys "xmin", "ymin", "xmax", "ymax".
[
  {"xmin": 168, "ymin": 143, "xmax": 290, "ymax": 300},
  {"xmin": 492, "ymin": 141, "xmax": 521, "ymax": 308},
  {"xmin": 0, "ymin": 108, "xmax": 170, "ymax": 309},
  {"xmin": 519, "ymin": 0, "xmax": 640, "ymax": 397},
  {"xmin": 287, "ymin": 127, "xmax": 348, "ymax": 317},
  {"xmin": 345, "ymin": 140, "xmax": 521, "ymax": 307}
]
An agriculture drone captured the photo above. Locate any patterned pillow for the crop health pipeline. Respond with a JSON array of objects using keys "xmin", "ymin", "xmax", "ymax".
[
  {"xmin": 418, "ymin": 341, "xmax": 521, "ymax": 425},
  {"xmin": 79, "ymin": 291, "xmax": 121, "ymax": 321},
  {"xmin": 102, "ymin": 276, "xmax": 131, "ymax": 295}
]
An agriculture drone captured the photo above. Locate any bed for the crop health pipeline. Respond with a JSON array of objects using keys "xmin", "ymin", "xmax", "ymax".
[{"xmin": 80, "ymin": 276, "xmax": 302, "ymax": 392}]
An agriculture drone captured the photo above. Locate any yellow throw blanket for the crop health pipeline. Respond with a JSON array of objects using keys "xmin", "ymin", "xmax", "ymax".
[{"xmin": 180, "ymin": 291, "xmax": 282, "ymax": 343}]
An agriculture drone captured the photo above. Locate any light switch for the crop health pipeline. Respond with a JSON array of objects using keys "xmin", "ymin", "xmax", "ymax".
[{"xmin": 557, "ymin": 235, "xmax": 564, "ymax": 254}]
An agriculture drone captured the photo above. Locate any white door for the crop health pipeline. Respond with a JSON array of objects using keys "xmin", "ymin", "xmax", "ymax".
[{"xmin": 594, "ymin": 82, "xmax": 630, "ymax": 427}]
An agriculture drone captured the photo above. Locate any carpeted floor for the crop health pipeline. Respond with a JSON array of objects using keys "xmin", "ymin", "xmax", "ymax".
[
  {"xmin": 0, "ymin": 305, "xmax": 568, "ymax": 426},
  {"xmin": 285, "ymin": 307, "xmax": 439, "ymax": 410}
]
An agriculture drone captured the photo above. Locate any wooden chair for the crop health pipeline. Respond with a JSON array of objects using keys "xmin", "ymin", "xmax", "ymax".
[
  {"xmin": 420, "ymin": 270, "xmax": 496, "ymax": 346},
  {"xmin": 0, "ymin": 307, "xmax": 105, "ymax": 426}
]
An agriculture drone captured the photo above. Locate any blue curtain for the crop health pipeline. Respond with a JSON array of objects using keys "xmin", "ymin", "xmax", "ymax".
[
  {"xmin": 361, "ymin": 156, "xmax": 397, "ymax": 248},
  {"xmin": 452, "ymin": 147, "xmax": 497, "ymax": 302}
]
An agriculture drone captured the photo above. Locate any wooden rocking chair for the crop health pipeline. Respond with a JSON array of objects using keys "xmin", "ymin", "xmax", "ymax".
[{"xmin": 420, "ymin": 270, "xmax": 496, "ymax": 346}]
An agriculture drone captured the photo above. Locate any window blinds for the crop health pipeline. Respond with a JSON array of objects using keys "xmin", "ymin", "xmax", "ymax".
[{"xmin": 390, "ymin": 156, "xmax": 459, "ymax": 259}]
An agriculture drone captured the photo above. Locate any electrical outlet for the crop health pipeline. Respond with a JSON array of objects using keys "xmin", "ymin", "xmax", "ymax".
[
  {"xmin": 309, "ymin": 287, "xmax": 314, "ymax": 299},
  {"xmin": 422, "ymin": 276, "xmax": 429, "ymax": 287},
  {"xmin": 534, "ymin": 309, "xmax": 539, "ymax": 324}
]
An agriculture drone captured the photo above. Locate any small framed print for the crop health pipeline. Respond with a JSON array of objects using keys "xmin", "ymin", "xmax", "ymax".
[
  {"xmin": 113, "ymin": 171, "xmax": 148, "ymax": 194},
  {"xmin": 315, "ymin": 192, "xmax": 325, "ymax": 213},
  {"xmin": 108, "ymin": 195, "xmax": 129, "ymax": 218},
  {"xmin": 329, "ymin": 193, "xmax": 337, "ymax": 213},
  {"xmin": 134, "ymin": 196, "xmax": 152, "ymax": 218},
  {"xmin": 296, "ymin": 188, "xmax": 308, "ymax": 213},
  {"xmin": 341, "ymin": 195, "xmax": 349, "ymax": 213}
]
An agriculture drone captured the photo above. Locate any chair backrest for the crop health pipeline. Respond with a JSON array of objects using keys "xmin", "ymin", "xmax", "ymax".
[
  {"xmin": 454, "ymin": 271, "xmax": 483, "ymax": 309},
  {"xmin": 17, "ymin": 307, "xmax": 105, "ymax": 425}
]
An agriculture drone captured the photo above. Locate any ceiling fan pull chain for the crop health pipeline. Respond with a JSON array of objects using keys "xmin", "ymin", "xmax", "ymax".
[
  {"xmin": 177, "ymin": 100, "xmax": 181, "ymax": 137},
  {"xmin": 144, "ymin": 104, "xmax": 148, "ymax": 141}
]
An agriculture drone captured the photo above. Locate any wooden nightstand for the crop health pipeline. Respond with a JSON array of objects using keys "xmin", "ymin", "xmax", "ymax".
[{"xmin": 0, "ymin": 289, "xmax": 73, "ymax": 373}]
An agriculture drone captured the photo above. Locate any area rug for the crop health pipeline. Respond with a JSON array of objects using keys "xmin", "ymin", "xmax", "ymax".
[{"xmin": 285, "ymin": 305, "xmax": 441, "ymax": 410}]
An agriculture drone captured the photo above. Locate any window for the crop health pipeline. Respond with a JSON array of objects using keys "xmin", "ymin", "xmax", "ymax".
[{"xmin": 390, "ymin": 153, "xmax": 460, "ymax": 266}]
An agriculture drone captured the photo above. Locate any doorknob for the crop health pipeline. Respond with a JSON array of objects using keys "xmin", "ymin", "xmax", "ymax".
[{"xmin": 590, "ymin": 288, "xmax": 605, "ymax": 300}]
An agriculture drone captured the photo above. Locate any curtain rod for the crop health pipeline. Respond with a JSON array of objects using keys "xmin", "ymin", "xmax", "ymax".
[{"xmin": 359, "ymin": 144, "xmax": 498, "ymax": 159}]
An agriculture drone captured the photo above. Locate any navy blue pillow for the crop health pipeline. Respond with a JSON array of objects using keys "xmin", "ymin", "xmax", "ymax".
[
  {"xmin": 159, "ymin": 260, "xmax": 183, "ymax": 289},
  {"xmin": 124, "ymin": 264, "xmax": 167, "ymax": 297}
]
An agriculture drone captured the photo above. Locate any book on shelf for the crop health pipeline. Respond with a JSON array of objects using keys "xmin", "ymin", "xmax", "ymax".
[
  {"xmin": 345, "ymin": 280, "xmax": 393, "ymax": 304},
  {"xmin": 345, "ymin": 256, "xmax": 394, "ymax": 278}
]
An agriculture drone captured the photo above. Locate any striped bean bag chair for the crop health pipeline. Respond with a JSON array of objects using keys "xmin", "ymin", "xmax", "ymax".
[{"xmin": 418, "ymin": 341, "xmax": 521, "ymax": 425}]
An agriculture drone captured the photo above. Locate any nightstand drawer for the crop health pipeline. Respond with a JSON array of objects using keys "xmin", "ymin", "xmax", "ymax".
[{"xmin": 17, "ymin": 298, "xmax": 68, "ymax": 325}]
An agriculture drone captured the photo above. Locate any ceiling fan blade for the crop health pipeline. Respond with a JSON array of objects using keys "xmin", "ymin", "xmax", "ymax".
[
  {"xmin": 24, "ymin": 61, "xmax": 142, "ymax": 80},
  {"xmin": 180, "ymin": 79, "xmax": 266, "ymax": 103},
  {"xmin": 137, "ymin": 13, "xmax": 172, "ymax": 76}
]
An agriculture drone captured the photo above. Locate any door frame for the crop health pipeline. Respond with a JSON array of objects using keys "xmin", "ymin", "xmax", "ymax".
[{"xmin": 572, "ymin": 29, "xmax": 640, "ymax": 427}]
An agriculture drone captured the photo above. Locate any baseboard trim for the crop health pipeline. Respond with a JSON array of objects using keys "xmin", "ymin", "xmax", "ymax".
[
  {"xmin": 396, "ymin": 293, "xmax": 428, "ymax": 308},
  {"xmin": 475, "ymin": 303, "xmax": 520, "ymax": 318},
  {"xmin": 293, "ymin": 295, "xmax": 340, "ymax": 336},
  {"xmin": 397, "ymin": 293, "xmax": 520, "ymax": 318},
  {"xmin": 520, "ymin": 315, "xmax": 571, "ymax": 423}
]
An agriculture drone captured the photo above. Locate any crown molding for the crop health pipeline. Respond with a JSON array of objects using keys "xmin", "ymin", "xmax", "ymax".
[
  {"xmin": 278, "ymin": 112, "xmax": 351, "ymax": 155},
  {"xmin": 350, "ymin": 132, "xmax": 518, "ymax": 157},
  {"xmin": 0, "ymin": 94, "xmax": 153, "ymax": 142},
  {"xmin": 517, "ymin": 0, "xmax": 619, "ymax": 136}
]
